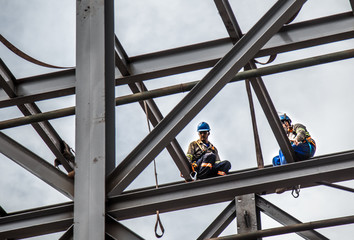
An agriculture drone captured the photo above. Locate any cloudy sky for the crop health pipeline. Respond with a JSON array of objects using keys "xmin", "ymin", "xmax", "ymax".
[{"xmin": 1, "ymin": 0, "xmax": 354, "ymax": 239}]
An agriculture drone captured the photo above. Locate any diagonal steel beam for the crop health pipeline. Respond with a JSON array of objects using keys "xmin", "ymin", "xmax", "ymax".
[
  {"xmin": 256, "ymin": 195, "xmax": 329, "ymax": 240},
  {"xmin": 214, "ymin": 0, "xmax": 242, "ymax": 41},
  {"xmin": 106, "ymin": 0, "xmax": 306, "ymax": 194},
  {"xmin": 0, "ymin": 132, "xmax": 74, "ymax": 199},
  {"xmin": 197, "ymin": 199, "xmax": 236, "ymax": 240},
  {"xmin": 214, "ymin": 0, "xmax": 267, "ymax": 168},
  {"xmin": 106, "ymin": 215, "xmax": 145, "ymax": 240},
  {"xmin": 114, "ymin": 42, "xmax": 193, "ymax": 182},
  {"xmin": 0, "ymin": 59, "xmax": 74, "ymax": 172}
]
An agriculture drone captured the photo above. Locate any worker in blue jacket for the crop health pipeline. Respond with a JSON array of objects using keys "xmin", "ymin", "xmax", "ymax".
[
  {"xmin": 186, "ymin": 122, "xmax": 231, "ymax": 179},
  {"xmin": 273, "ymin": 114, "xmax": 316, "ymax": 166}
]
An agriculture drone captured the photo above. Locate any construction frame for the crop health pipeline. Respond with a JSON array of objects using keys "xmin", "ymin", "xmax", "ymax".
[{"xmin": 1, "ymin": 0, "xmax": 354, "ymax": 239}]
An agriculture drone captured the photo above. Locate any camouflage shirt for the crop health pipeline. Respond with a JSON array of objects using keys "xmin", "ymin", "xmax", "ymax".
[
  {"xmin": 288, "ymin": 123, "xmax": 312, "ymax": 142},
  {"xmin": 186, "ymin": 139, "xmax": 221, "ymax": 164}
]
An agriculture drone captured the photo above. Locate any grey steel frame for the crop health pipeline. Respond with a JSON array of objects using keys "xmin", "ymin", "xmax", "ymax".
[{"xmin": 1, "ymin": 0, "xmax": 354, "ymax": 239}]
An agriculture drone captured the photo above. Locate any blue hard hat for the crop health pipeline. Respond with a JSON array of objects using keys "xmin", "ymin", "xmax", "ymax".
[
  {"xmin": 279, "ymin": 114, "xmax": 291, "ymax": 125},
  {"xmin": 197, "ymin": 122, "xmax": 210, "ymax": 132}
]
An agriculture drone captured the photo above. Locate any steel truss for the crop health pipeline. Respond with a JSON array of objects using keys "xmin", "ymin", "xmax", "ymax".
[{"xmin": 0, "ymin": 0, "xmax": 354, "ymax": 239}]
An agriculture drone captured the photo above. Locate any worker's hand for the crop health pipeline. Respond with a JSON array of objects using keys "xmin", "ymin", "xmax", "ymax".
[
  {"xmin": 191, "ymin": 162, "xmax": 198, "ymax": 171},
  {"xmin": 293, "ymin": 139, "xmax": 299, "ymax": 145}
]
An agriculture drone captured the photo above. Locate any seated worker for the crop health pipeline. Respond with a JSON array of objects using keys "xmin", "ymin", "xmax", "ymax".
[
  {"xmin": 186, "ymin": 122, "xmax": 231, "ymax": 179},
  {"xmin": 272, "ymin": 114, "xmax": 316, "ymax": 194},
  {"xmin": 273, "ymin": 113, "xmax": 316, "ymax": 166}
]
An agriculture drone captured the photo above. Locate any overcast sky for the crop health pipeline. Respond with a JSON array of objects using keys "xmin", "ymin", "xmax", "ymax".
[{"xmin": 1, "ymin": 0, "xmax": 354, "ymax": 239}]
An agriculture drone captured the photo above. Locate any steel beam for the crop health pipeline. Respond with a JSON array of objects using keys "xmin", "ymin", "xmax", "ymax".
[
  {"xmin": 249, "ymin": 67, "xmax": 296, "ymax": 162},
  {"xmin": 116, "ymin": 12, "xmax": 354, "ymax": 84},
  {"xmin": 214, "ymin": 0, "xmax": 266, "ymax": 168},
  {"xmin": 1, "ymin": 12, "xmax": 353, "ymax": 108},
  {"xmin": 207, "ymin": 215, "xmax": 354, "ymax": 240},
  {"xmin": 107, "ymin": 150, "xmax": 354, "ymax": 220},
  {"xmin": 2, "ymin": 150, "xmax": 354, "ymax": 237},
  {"xmin": 115, "ymin": 44, "xmax": 193, "ymax": 182},
  {"xmin": 197, "ymin": 200, "xmax": 236, "ymax": 240},
  {"xmin": 59, "ymin": 225, "xmax": 73, "ymax": 240},
  {"xmin": 106, "ymin": 215, "xmax": 144, "ymax": 240},
  {"xmin": 106, "ymin": 0, "xmax": 307, "ymax": 195},
  {"xmin": 74, "ymin": 0, "xmax": 115, "ymax": 239},
  {"xmin": 1, "ymin": 48, "xmax": 353, "ymax": 130},
  {"xmin": 214, "ymin": 0, "xmax": 242, "ymax": 42},
  {"xmin": 0, "ymin": 59, "xmax": 74, "ymax": 172},
  {"xmin": 0, "ymin": 132, "xmax": 74, "ymax": 199},
  {"xmin": 235, "ymin": 194, "xmax": 261, "ymax": 236},
  {"xmin": 256, "ymin": 195, "xmax": 329, "ymax": 240},
  {"xmin": 0, "ymin": 203, "xmax": 73, "ymax": 239}
]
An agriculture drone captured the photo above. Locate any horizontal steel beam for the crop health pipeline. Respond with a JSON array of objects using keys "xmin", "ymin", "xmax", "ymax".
[
  {"xmin": 0, "ymin": 203, "xmax": 73, "ymax": 239},
  {"xmin": 1, "ymin": 150, "xmax": 354, "ymax": 237},
  {"xmin": 107, "ymin": 151, "xmax": 354, "ymax": 220},
  {"xmin": 0, "ymin": 12, "xmax": 353, "ymax": 108},
  {"xmin": 208, "ymin": 215, "xmax": 354, "ymax": 240},
  {"xmin": 1, "ymin": 48, "xmax": 353, "ymax": 130}
]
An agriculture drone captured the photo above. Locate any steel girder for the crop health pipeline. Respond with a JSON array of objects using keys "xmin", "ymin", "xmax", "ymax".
[
  {"xmin": 1, "ymin": 49, "xmax": 354, "ymax": 131},
  {"xmin": 0, "ymin": 60, "xmax": 74, "ymax": 172},
  {"xmin": 107, "ymin": 150, "xmax": 354, "ymax": 219},
  {"xmin": 0, "ymin": 12, "xmax": 353, "ymax": 108},
  {"xmin": 0, "ymin": 132, "xmax": 74, "ymax": 199},
  {"xmin": 1, "ymin": 150, "xmax": 354, "ymax": 239},
  {"xmin": 74, "ymin": 0, "xmax": 116, "ymax": 239},
  {"xmin": 115, "ymin": 43, "xmax": 193, "ymax": 181},
  {"xmin": 106, "ymin": 0, "xmax": 307, "ymax": 195},
  {"xmin": 197, "ymin": 195, "xmax": 328, "ymax": 240}
]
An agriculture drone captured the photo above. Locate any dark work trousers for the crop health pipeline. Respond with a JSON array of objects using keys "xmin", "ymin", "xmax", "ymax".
[{"xmin": 196, "ymin": 152, "xmax": 231, "ymax": 179}]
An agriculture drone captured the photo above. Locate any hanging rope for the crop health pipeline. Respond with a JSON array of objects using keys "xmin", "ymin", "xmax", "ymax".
[
  {"xmin": 140, "ymin": 82, "xmax": 165, "ymax": 238},
  {"xmin": 0, "ymin": 34, "xmax": 73, "ymax": 69}
]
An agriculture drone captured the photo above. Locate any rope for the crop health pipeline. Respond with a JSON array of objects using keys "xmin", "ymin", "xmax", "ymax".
[
  {"xmin": 140, "ymin": 82, "xmax": 165, "ymax": 238},
  {"xmin": 0, "ymin": 34, "xmax": 73, "ymax": 69}
]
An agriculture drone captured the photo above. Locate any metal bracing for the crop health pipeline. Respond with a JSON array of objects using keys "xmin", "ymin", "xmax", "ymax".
[
  {"xmin": 114, "ymin": 43, "xmax": 192, "ymax": 182},
  {"xmin": 1, "ymin": 150, "xmax": 354, "ymax": 239},
  {"xmin": 107, "ymin": 150, "xmax": 354, "ymax": 220},
  {"xmin": 198, "ymin": 200, "xmax": 237, "ymax": 240},
  {"xmin": 256, "ymin": 195, "xmax": 329, "ymax": 240},
  {"xmin": 106, "ymin": 0, "xmax": 307, "ymax": 195},
  {"xmin": 0, "ymin": 60, "xmax": 74, "ymax": 172},
  {"xmin": 1, "ymin": 48, "xmax": 354, "ymax": 131},
  {"xmin": 207, "ymin": 215, "xmax": 354, "ymax": 240},
  {"xmin": 0, "ymin": 12, "xmax": 352, "ymax": 109},
  {"xmin": 235, "ymin": 194, "xmax": 261, "ymax": 237},
  {"xmin": 0, "ymin": 132, "xmax": 74, "ymax": 199},
  {"xmin": 1, "ymin": 1, "xmax": 354, "ymax": 239},
  {"xmin": 198, "ymin": 195, "xmax": 327, "ymax": 240}
]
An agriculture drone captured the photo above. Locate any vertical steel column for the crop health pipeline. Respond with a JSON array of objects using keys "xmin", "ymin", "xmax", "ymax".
[
  {"xmin": 75, "ymin": 0, "xmax": 115, "ymax": 239},
  {"xmin": 236, "ymin": 194, "xmax": 261, "ymax": 238}
]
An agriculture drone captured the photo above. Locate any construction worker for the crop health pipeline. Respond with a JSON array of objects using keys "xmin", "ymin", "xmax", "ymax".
[
  {"xmin": 273, "ymin": 114, "xmax": 316, "ymax": 194},
  {"xmin": 273, "ymin": 114, "xmax": 316, "ymax": 166},
  {"xmin": 186, "ymin": 122, "xmax": 231, "ymax": 179}
]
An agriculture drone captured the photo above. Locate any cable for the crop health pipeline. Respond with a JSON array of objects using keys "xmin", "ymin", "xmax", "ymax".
[
  {"xmin": 0, "ymin": 34, "xmax": 73, "ymax": 69},
  {"xmin": 140, "ymin": 82, "xmax": 165, "ymax": 238}
]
